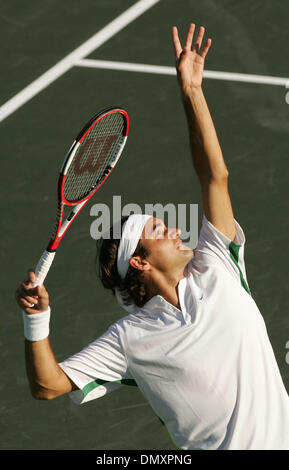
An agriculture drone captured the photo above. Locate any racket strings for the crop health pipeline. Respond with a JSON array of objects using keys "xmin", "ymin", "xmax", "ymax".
[{"xmin": 64, "ymin": 113, "xmax": 125, "ymax": 202}]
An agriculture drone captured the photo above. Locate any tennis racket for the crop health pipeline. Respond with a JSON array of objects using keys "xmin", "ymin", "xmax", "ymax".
[{"xmin": 32, "ymin": 106, "xmax": 129, "ymax": 290}]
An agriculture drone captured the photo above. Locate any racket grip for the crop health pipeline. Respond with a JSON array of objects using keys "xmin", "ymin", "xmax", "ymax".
[{"xmin": 33, "ymin": 250, "xmax": 56, "ymax": 287}]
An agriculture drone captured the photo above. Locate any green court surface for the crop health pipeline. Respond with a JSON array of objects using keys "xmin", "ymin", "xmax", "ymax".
[{"xmin": 1, "ymin": 0, "xmax": 288, "ymax": 450}]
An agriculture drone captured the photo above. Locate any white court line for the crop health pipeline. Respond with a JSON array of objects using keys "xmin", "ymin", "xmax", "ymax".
[
  {"xmin": 77, "ymin": 59, "xmax": 176, "ymax": 76},
  {"xmin": 76, "ymin": 59, "xmax": 289, "ymax": 87},
  {"xmin": 0, "ymin": 0, "xmax": 161, "ymax": 123}
]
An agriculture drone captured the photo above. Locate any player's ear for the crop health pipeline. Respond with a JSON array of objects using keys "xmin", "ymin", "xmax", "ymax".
[{"xmin": 129, "ymin": 256, "xmax": 150, "ymax": 273}]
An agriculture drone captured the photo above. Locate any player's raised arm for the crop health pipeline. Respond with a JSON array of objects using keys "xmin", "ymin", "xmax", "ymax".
[{"xmin": 172, "ymin": 23, "xmax": 236, "ymax": 241}]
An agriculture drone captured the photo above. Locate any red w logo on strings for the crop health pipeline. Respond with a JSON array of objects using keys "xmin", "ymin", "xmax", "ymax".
[{"xmin": 74, "ymin": 135, "xmax": 118, "ymax": 175}]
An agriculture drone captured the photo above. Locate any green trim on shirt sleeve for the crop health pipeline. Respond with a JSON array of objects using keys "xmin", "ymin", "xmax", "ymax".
[
  {"xmin": 229, "ymin": 241, "xmax": 251, "ymax": 296},
  {"xmin": 82, "ymin": 378, "xmax": 137, "ymax": 397}
]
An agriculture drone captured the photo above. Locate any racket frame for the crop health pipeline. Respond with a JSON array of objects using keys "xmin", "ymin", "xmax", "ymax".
[{"xmin": 47, "ymin": 107, "xmax": 129, "ymax": 252}]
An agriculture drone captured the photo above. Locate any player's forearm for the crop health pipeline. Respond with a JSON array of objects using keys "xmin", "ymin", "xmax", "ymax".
[
  {"xmin": 16, "ymin": 273, "xmax": 75, "ymax": 399},
  {"xmin": 25, "ymin": 336, "xmax": 68, "ymax": 400},
  {"xmin": 182, "ymin": 87, "xmax": 228, "ymax": 182}
]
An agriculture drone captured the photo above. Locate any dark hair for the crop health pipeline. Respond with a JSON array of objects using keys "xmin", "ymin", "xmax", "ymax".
[{"xmin": 96, "ymin": 216, "xmax": 150, "ymax": 308}]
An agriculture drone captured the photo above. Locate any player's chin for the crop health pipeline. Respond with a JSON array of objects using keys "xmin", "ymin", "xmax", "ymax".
[{"xmin": 179, "ymin": 246, "xmax": 194, "ymax": 261}]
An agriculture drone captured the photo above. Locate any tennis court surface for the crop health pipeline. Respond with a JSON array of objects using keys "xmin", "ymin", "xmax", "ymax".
[{"xmin": 1, "ymin": 0, "xmax": 288, "ymax": 450}]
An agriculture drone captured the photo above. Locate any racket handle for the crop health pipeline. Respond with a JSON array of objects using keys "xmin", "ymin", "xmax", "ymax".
[{"xmin": 33, "ymin": 250, "xmax": 56, "ymax": 287}]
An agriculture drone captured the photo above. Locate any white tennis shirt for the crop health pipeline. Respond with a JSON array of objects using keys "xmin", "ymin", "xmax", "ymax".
[{"xmin": 59, "ymin": 215, "xmax": 289, "ymax": 450}]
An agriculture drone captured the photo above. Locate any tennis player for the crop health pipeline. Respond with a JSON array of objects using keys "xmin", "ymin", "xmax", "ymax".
[{"xmin": 15, "ymin": 24, "xmax": 289, "ymax": 450}]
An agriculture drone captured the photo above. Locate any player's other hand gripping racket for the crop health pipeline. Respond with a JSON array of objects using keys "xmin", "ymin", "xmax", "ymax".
[{"xmin": 29, "ymin": 107, "xmax": 129, "ymax": 307}]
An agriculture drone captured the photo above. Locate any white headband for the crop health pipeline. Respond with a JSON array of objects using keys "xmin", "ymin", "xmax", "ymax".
[{"xmin": 117, "ymin": 213, "xmax": 152, "ymax": 280}]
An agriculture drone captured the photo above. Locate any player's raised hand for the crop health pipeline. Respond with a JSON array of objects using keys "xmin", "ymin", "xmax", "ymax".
[
  {"xmin": 172, "ymin": 23, "xmax": 212, "ymax": 95},
  {"xmin": 15, "ymin": 270, "xmax": 49, "ymax": 314}
]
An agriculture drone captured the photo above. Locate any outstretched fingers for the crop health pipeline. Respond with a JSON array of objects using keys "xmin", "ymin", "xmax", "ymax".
[
  {"xmin": 194, "ymin": 25, "xmax": 205, "ymax": 54},
  {"xmin": 173, "ymin": 23, "xmax": 212, "ymax": 64},
  {"xmin": 185, "ymin": 23, "xmax": 196, "ymax": 50},
  {"xmin": 172, "ymin": 26, "xmax": 183, "ymax": 60},
  {"xmin": 199, "ymin": 37, "xmax": 212, "ymax": 58}
]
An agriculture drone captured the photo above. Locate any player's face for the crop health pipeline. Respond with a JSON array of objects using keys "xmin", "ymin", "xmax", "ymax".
[{"xmin": 140, "ymin": 217, "xmax": 193, "ymax": 274}]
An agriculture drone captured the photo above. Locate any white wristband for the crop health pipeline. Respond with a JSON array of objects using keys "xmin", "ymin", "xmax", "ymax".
[{"xmin": 22, "ymin": 307, "xmax": 51, "ymax": 341}]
